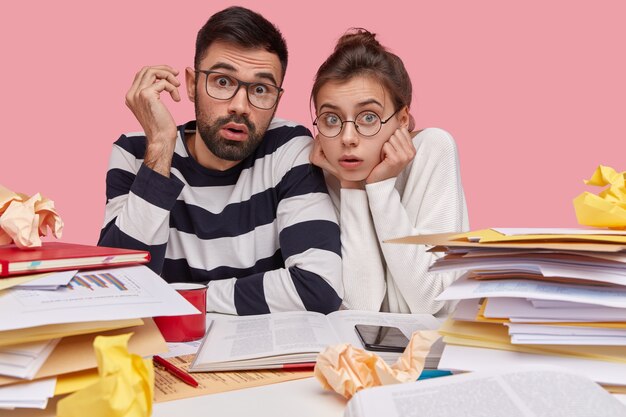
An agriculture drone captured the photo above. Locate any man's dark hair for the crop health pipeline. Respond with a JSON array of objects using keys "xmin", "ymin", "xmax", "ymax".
[{"xmin": 195, "ymin": 6, "xmax": 288, "ymax": 84}]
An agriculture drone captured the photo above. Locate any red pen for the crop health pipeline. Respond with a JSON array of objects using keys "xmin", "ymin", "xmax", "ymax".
[{"xmin": 153, "ymin": 355, "xmax": 199, "ymax": 388}]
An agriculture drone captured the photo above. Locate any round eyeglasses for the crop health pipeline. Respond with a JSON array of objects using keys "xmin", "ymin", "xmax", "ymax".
[
  {"xmin": 313, "ymin": 108, "xmax": 401, "ymax": 138},
  {"xmin": 195, "ymin": 70, "xmax": 283, "ymax": 110}
]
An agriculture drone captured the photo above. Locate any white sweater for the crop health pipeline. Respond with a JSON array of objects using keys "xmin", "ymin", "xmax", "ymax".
[{"xmin": 325, "ymin": 128, "xmax": 470, "ymax": 316}]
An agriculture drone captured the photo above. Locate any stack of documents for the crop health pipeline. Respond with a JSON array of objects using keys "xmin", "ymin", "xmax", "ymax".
[
  {"xmin": 392, "ymin": 228, "xmax": 626, "ymax": 393},
  {"xmin": 0, "ymin": 264, "xmax": 199, "ymax": 411}
]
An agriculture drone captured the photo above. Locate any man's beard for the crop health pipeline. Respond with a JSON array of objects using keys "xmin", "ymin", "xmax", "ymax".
[{"xmin": 195, "ymin": 102, "xmax": 271, "ymax": 162}]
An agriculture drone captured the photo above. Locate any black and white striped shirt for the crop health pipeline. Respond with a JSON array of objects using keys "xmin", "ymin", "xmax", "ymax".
[{"xmin": 99, "ymin": 118, "xmax": 342, "ymax": 315}]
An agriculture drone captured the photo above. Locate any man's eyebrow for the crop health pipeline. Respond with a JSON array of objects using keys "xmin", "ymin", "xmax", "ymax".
[
  {"xmin": 255, "ymin": 72, "xmax": 279, "ymax": 86},
  {"xmin": 206, "ymin": 63, "xmax": 279, "ymax": 86},
  {"xmin": 208, "ymin": 62, "xmax": 237, "ymax": 72}
]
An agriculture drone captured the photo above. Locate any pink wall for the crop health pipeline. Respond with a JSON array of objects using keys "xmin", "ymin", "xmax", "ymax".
[{"xmin": 1, "ymin": 1, "xmax": 624, "ymax": 245}]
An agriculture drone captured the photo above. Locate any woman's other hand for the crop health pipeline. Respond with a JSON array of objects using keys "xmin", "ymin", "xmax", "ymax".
[{"xmin": 366, "ymin": 128, "xmax": 416, "ymax": 184}]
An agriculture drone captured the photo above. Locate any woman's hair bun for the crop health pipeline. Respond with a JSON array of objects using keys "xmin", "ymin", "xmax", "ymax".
[{"xmin": 334, "ymin": 28, "xmax": 381, "ymax": 52}]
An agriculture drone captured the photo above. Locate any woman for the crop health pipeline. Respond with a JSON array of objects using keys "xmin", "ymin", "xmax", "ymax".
[{"xmin": 310, "ymin": 29, "xmax": 469, "ymax": 315}]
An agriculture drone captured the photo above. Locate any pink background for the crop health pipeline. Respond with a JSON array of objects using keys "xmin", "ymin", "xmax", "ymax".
[{"xmin": 1, "ymin": 1, "xmax": 624, "ymax": 245}]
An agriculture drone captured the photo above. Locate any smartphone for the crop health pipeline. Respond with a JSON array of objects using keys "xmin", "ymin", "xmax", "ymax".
[{"xmin": 354, "ymin": 324, "xmax": 410, "ymax": 353}]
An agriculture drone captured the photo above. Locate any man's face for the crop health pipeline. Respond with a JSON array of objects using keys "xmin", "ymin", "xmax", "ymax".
[{"xmin": 188, "ymin": 41, "xmax": 283, "ymax": 162}]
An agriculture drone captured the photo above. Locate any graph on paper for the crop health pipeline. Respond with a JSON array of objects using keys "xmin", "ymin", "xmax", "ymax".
[
  {"xmin": 68, "ymin": 272, "xmax": 129, "ymax": 291},
  {"xmin": 11, "ymin": 269, "xmax": 156, "ymax": 309}
]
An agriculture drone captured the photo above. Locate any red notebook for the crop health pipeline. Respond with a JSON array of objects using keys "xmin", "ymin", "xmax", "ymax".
[{"xmin": 0, "ymin": 242, "xmax": 151, "ymax": 277}]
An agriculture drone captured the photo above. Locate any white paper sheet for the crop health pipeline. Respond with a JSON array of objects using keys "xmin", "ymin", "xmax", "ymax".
[
  {"xmin": 439, "ymin": 344, "xmax": 626, "ymax": 386},
  {"xmin": 505, "ymin": 323, "xmax": 626, "ymax": 336},
  {"xmin": 0, "ymin": 377, "xmax": 55, "ymax": 409},
  {"xmin": 436, "ymin": 275, "xmax": 626, "ymax": 308},
  {"xmin": 485, "ymin": 297, "xmax": 626, "ymax": 321},
  {"xmin": 528, "ymin": 299, "xmax": 601, "ymax": 308},
  {"xmin": 0, "ymin": 265, "xmax": 200, "ymax": 331},
  {"xmin": 493, "ymin": 227, "xmax": 626, "ymax": 236},
  {"xmin": 451, "ymin": 299, "xmax": 482, "ymax": 321},
  {"xmin": 510, "ymin": 335, "xmax": 626, "ymax": 345},
  {"xmin": 160, "ymin": 338, "xmax": 205, "ymax": 358},
  {"xmin": 431, "ymin": 260, "xmax": 626, "ymax": 286},
  {"xmin": 14, "ymin": 270, "xmax": 77, "ymax": 290},
  {"xmin": 0, "ymin": 339, "xmax": 60, "ymax": 379}
]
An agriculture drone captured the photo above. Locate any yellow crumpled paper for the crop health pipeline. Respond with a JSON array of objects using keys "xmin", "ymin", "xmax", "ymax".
[
  {"xmin": 0, "ymin": 184, "xmax": 63, "ymax": 248},
  {"xmin": 573, "ymin": 165, "xmax": 626, "ymax": 230},
  {"xmin": 57, "ymin": 333, "xmax": 154, "ymax": 417},
  {"xmin": 314, "ymin": 330, "xmax": 440, "ymax": 399}
]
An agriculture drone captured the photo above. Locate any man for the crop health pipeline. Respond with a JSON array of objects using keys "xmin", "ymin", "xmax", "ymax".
[{"xmin": 98, "ymin": 6, "xmax": 342, "ymax": 315}]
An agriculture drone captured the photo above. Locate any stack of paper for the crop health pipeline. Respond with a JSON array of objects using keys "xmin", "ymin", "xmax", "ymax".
[
  {"xmin": 0, "ymin": 264, "xmax": 200, "ymax": 411},
  {"xmin": 391, "ymin": 228, "xmax": 626, "ymax": 392}
]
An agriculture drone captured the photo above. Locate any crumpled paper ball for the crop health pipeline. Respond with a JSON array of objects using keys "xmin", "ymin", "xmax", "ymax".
[
  {"xmin": 314, "ymin": 330, "xmax": 440, "ymax": 399},
  {"xmin": 0, "ymin": 184, "xmax": 63, "ymax": 248},
  {"xmin": 57, "ymin": 333, "xmax": 154, "ymax": 417},
  {"xmin": 573, "ymin": 165, "xmax": 626, "ymax": 230}
]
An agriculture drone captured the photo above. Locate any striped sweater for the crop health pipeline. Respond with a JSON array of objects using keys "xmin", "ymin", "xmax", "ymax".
[{"xmin": 99, "ymin": 118, "xmax": 343, "ymax": 315}]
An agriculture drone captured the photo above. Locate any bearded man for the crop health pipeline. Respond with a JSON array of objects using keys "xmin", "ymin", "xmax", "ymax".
[{"xmin": 98, "ymin": 6, "xmax": 342, "ymax": 315}]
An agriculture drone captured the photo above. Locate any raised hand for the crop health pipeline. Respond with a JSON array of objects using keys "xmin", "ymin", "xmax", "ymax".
[
  {"xmin": 125, "ymin": 65, "xmax": 181, "ymax": 176},
  {"xmin": 365, "ymin": 128, "xmax": 416, "ymax": 185}
]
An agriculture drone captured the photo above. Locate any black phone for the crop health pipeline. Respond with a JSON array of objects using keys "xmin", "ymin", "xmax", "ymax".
[{"xmin": 354, "ymin": 324, "xmax": 410, "ymax": 353}]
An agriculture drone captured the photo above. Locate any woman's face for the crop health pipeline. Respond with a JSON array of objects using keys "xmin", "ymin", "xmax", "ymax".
[{"xmin": 314, "ymin": 76, "xmax": 406, "ymax": 182}]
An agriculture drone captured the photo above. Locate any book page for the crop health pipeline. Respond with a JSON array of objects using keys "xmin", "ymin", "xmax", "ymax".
[
  {"xmin": 193, "ymin": 311, "xmax": 339, "ymax": 365},
  {"xmin": 345, "ymin": 368, "xmax": 626, "ymax": 417}
]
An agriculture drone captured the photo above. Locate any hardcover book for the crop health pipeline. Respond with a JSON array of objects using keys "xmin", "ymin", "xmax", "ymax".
[{"xmin": 0, "ymin": 242, "xmax": 150, "ymax": 277}]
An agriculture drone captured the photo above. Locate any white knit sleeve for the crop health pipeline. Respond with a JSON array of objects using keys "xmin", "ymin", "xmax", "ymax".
[
  {"xmin": 338, "ymin": 188, "xmax": 386, "ymax": 311},
  {"xmin": 365, "ymin": 129, "xmax": 469, "ymax": 314}
]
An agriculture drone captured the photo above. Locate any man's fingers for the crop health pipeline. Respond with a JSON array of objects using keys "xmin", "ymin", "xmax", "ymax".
[
  {"xmin": 136, "ymin": 68, "xmax": 181, "ymax": 91},
  {"xmin": 126, "ymin": 80, "xmax": 181, "ymax": 109},
  {"xmin": 156, "ymin": 80, "xmax": 182, "ymax": 102},
  {"xmin": 139, "ymin": 79, "xmax": 181, "ymax": 102},
  {"xmin": 128, "ymin": 66, "xmax": 180, "ymax": 98},
  {"xmin": 133, "ymin": 65, "xmax": 179, "ymax": 82}
]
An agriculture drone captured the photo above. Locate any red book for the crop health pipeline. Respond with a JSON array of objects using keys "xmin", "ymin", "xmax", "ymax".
[{"xmin": 0, "ymin": 242, "xmax": 151, "ymax": 277}]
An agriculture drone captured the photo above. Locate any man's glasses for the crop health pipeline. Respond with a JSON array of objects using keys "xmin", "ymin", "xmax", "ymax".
[
  {"xmin": 195, "ymin": 70, "xmax": 283, "ymax": 110},
  {"xmin": 313, "ymin": 108, "xmax": 401, "ymax": 138}
]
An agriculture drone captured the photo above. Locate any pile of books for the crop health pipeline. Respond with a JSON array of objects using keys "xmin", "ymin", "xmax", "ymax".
[
  {"xmin": 394, "ymin": 228, "xmax": 626, "ymax": 394},
  {"xmin": 0, "ymin": 242, "xmax": 197, "ymax": 411}
]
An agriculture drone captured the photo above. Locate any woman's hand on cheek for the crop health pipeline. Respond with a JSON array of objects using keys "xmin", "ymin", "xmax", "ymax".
[
  {"xmin": 310, "ymin": 137, "xmax": 337, "ymax": 174},
  {"xmin": 366, "ymin": 128, "xmax": 416, "ymax": 184},
  {"xmin": 310, "ymin": 138, "xmax": 364, "ymax": 189}
]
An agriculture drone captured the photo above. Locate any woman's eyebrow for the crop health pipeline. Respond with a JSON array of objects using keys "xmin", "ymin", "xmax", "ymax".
[
  {"xmin": 355, "ymin": 98, "xmax": 384, "ymax": 109},
  {"xmin": 318, "ymin": 103, "xmax": 341, "ymax": 113}
]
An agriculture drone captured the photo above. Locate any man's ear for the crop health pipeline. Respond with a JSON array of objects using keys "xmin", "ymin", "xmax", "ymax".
[
  {"xmin": 275, "ymin": 89, "xmax": 284, "ymax": 107},
  {"xmin": 185, "ymin": 67, "xmax": 196, "ymax": 102}
]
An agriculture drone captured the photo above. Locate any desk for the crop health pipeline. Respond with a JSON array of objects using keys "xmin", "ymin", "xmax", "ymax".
[{"xmin": 153, "ymin": 377, "xmax": 346, "ymax": 417}]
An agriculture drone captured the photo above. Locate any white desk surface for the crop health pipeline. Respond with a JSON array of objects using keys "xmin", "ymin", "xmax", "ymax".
[{"xmin": 152, "ymin": 377, "xmax": 347, "ymax": 417}]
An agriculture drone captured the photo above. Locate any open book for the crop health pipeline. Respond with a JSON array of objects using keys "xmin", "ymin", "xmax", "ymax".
[
  {"xmin": 345, "ymin": 367, "xmax": 626, "ymax": 417},
  {"xmin": 189, "ymin": 310, "xmax": 442, "ymax": 372}
]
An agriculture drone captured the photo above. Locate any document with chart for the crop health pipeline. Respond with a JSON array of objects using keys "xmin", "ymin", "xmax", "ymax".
[{"xmin": 0, "ymin": 265, "xmax": 199, "ymax": 331}]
